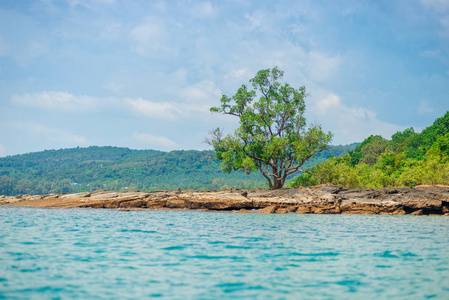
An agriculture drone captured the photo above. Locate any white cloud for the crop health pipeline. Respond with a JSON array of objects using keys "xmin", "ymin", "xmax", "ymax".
[
  {"xmin": 420, "ymin": 0, "xmax": 449, "ymax": 13},
  {"xmin": 10, "ymin": 90, "xmax": 198, "ymax": 121},
  {"xmin": 11, "ymin": 91, "xmax": 98, "ymax": 111},
  {"xmin": 190, "ymin": 2, "xmax": 216, "ymax": 18},
  {"xmin": 126, "ymin": 98, "xmax": 181, "ymax": 120},
  {"xmin": 310, "ymin": 93, "xmax": 404, "ymax": 144},
  {"xmin": 312, "ymin": 93, "xmax": 340, "ymax": 115},
  {"xmin": 178, "ymin": 80, "xmax": 223, "ymax": 116},
  {"xmin": 307, "ymin": 52, "xmax": 342, "ymax": 82},
  {"xmin": 418, "ymin": 100, "xmax": 435, "ymax": 114},
  {"xmin": 14, "ymin": 122, "xmax": 88, "ymax": 145},
  {"xmin": 129, "ymin": 19, "xmax": 172, "ymax": 56},
  {"xmin": 420, "ymin": 0, "xmax": 449, "ymax": 38},
  {"xmin": 245, "ymin": 11, "xmax": 273, "ymax": 32},
  {"xmin": 440, "ymin": 15, "xmax": 449, "ymax": 37},
  {"xmin": 133, "ymin": 131, "xmax": 177, "ymax": 149},
  {"xmin": 97, "ymin": 21, "xmax": 123, "ymax": 40},
  {"xmin": 68, "ymin": 0, "xmax": 116, "ymax": 8},
  {"xmin": 101, "ymin": 82, "xmax": 123, "ymax": 93},
  {"xmin": 180, "ymin": 80, "xmax": 221, "ymax": 102},
  {"xmin": 225, "ymin": 68, "xmax": 250, "ymax": 79}
]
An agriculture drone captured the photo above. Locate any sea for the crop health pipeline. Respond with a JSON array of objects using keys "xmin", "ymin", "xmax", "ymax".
[{"xmin": 0, "ymin": 207, "xmax": 448, "ymax": 299}]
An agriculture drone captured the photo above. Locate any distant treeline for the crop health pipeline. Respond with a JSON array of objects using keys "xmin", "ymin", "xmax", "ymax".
[
  {"xmin": 0, "ymin": 144, "xmax": 355, "ymax": 196},
  {"xmin": 290, "ymin": 111, "xmax": 449, "ymax": 188}
]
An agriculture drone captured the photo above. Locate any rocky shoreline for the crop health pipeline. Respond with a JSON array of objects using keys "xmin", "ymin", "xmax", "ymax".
[{"xmin": 1, "ymin": 184, "xmax": 449, "ymax": 216}]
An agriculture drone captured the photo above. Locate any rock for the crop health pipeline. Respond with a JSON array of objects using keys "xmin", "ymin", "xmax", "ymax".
[
  {"xmin": 87, "ymin": 202, "xmax": 104, "ymax": 209},
  {"xmin": 410, "ymin": 209, "xmax": 424, "ymax": 215},
  {"xmin": 342, "ymin": 210, "xmax": 377, "ymax": 215},
  {"xmin": 185, "ymin": 198, "xmax": 253, "ymax": 210},
  {"xmin": 147, "ymin": 199, "xmax": 168, "ymax": 208},
  {"xmin": 296, "ymin": 206, "xmax": 312, "ymax": 214},
  {"xmin": 92, "ymin": 189, "xmax": 106, "ymax": 194},
  {"xmin": 103, "ymin": 200, "xmax": 120, "ymax": 209},
  {"xmin": 415, "ymin": 184, "xmax": 449, "ymax": 190},
  {"xmin": 319, "ymin": 185, "xmax": 343, "ymax": 194},
  {"xmin": 256, "ymin": 205, "xmax": 277, "ymax": 214},
  {"xmin": 165, "ymin": 199, "xmax": 185, "ymax": 209},
  {"xmin": 275, "ymin": 207, "xmax": 289, "ymax": 214},
  {"xmin": 59, "ymin": 192, "xmax": 91, "ymax": 199},
  {"xmin": 311, "ymin": 204, "xmax": 341, "ymax": 214},
  {"xmin": 403, "ymin": 199, "xmax": 442, "ymax": 210},
  {"xmin": 4, "ymin": 185, "xmax": 449, "ymax": 215},
  {"xmin": 120, "ymin": 200, "xmax": 147, "ymax": 208},
  {"xmin": 341, "ymin": 203, "xmax": 381, "ymax": 215},
  {"xmin": 235, "ymin": 209, "xmax": 251, "ymax": 213},
  {"xmin": 391, "ymin": 208, "xmax": 407, "ymax": 215}
]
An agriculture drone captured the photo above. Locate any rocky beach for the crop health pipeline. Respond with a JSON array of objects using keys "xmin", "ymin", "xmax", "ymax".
[{"xmin": 2, "ymin": 184, "xmax": 449, "ymax": 216}]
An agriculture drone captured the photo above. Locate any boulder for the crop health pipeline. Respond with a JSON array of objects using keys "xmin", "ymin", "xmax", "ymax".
[
  {"xmin": 234, "ymin": 209, "xmax": 251, "ymax": 213},
  {"xmin": 120, "ymin": 200, "xmax": 147, "ymax": 208},
  {"xmin": 165, "ymin": 199, "xmax": 185, "ymax": 209},
  {"xmin": 256, "ymin": 205, "xmax": 277, "ymax": 214}
]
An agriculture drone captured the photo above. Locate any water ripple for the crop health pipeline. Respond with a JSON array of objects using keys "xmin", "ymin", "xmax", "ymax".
[{"xmin": 0, "ymin": 208, "xmax": 448, "ymax": 299}]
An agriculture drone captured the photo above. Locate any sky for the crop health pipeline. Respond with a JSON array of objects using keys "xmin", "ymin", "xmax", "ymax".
[{"xmin": 0, "ymin": 0, "xmax": 448, "ymax": 156}]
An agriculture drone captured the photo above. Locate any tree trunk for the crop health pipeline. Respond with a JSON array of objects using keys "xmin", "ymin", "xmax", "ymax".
[{"xmin": 271, "ymin": 175, "xmax": 284, "ymax": 189}]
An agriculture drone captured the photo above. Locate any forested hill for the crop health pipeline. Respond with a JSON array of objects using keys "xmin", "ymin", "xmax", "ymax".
[
  {"xmin": 290, "ymin": 111, "xmax": 449, "ymax": 188},
  {"xmin": 0, "ymin": 144, "xmax": 356, "ymax": 196}
]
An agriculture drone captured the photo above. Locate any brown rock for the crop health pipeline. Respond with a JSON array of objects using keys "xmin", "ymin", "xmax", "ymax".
[
  {"xmin": 103, "ymin": 200, "xmax": 120, "ymax": 208},
  {"xmin": 165, "ymin": 199, "xmax": 185, "ymax": 209},
  {"xmin": 3, "ymin": 186, "xmax": 449, "ymax": 215},
  {"xmin": 341, "ymin": 203, "xmax": 380, "ymax": 214},
  {"xmin": 147, "ymin": 199, "xmax": 168, "ymax": 208},
  {"xmin": 256, "ymin": 205, "xmax": 277, "ymax": 214},
  {"xmin": 310, "ymin": 204, "xmax": 341, "ymax": 214},
  {"xmin": 235, "ymin": 209, "xmax": 251, "ymax": 213},
  {"xmin": 404, "ymin": 198, "xmax": 442, "ymax": 210},
  {"xmin": 296, "ymin": 206, "xmax": 312, "ymax": 214},
  {"xmin": 391, "ymin": 208, "xmax": 407, "ymax": 215},
  {"xmin": 415, "ymin": 184, "xmax": 449, "ymax": 190},
  {"xmin": 184, "ymin": 195, "xmax": 253, "ymax": 210},
  {"xmin": 89, "ymin": 202, "xmax": 105, "ymax": 209},
  {"xmin": 319, "ymin": 185, "xmax": 343, "ymax": 194},
  {"xmin": 275, "ymin": 207, "xmax": 289, "ymax": 214},
  {"xmin": 342, "ymin": 210, "xmax": 377, "ymax": 215},
  {"xmin": 410, "ymin": 209, "xmax": 423, "ymax": 215},
  {"xmin": 120, "ymin": 200, "xmax": 147, "ymax": 208}
]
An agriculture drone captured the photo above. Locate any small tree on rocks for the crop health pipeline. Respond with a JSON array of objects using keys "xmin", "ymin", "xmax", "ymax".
[{"xmin": 206, "ymin": 67, "xmax": 333, "ymax": 189}]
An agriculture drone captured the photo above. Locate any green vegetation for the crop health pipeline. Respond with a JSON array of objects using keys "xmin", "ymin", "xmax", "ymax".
[
  {"xmin": 0, "ymin": 145, "xmax": 354, "ymax": 196},
  {"xmin": 207, "ymin": 67, "xmax": 333, "ymax": 189},
  {"xmin": 0, "ymin": 147, "xmax": 266, "ymax": 196},
  {"xmin": 289, "ymin": 111, "xmax": 449, "ymax": 189}
]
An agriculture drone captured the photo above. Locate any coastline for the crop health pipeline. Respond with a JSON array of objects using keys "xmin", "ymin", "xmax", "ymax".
[{"xmin": 1, "ymin": 184, "xmax": 449, "ymax": 216}]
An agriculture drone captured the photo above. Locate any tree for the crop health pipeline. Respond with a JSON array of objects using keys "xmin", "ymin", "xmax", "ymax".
[{"xmin": 206, "ymin": 67, "xmax": 333, "ymax": 189}]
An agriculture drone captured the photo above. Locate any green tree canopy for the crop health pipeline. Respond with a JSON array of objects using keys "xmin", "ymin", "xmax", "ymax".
[{"xmin": 206, "ymin": 67, "xmax": 333, "ymax": 189}]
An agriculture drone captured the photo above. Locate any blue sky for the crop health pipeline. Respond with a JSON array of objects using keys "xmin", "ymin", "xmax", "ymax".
[{"xmin": 0, "ymin": 0, "xmax": 448, "ymax": 156}]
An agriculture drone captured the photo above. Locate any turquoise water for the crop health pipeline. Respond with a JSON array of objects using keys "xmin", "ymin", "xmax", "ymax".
[{"xmin": 0, "ymin": 208, "xmax": 448, "ymax": 299}]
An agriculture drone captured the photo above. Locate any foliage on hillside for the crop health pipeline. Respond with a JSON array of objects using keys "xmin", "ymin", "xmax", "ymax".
[
  {"xmin": 289, "ymin": 111, "xmax": 449, "ymax": 188},
  {"xmin": 0, "ymin": 145, "xmax": 354, "ymax": 196}
]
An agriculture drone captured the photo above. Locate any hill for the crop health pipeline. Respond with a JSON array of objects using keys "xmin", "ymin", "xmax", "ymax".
[
  {"xmin": 0, "ymin": 144, "xmax": 356, "ymax": 196},
  {"xmin": 290, "ymin": 111, "xmax": 449, "ymax": 188}
]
